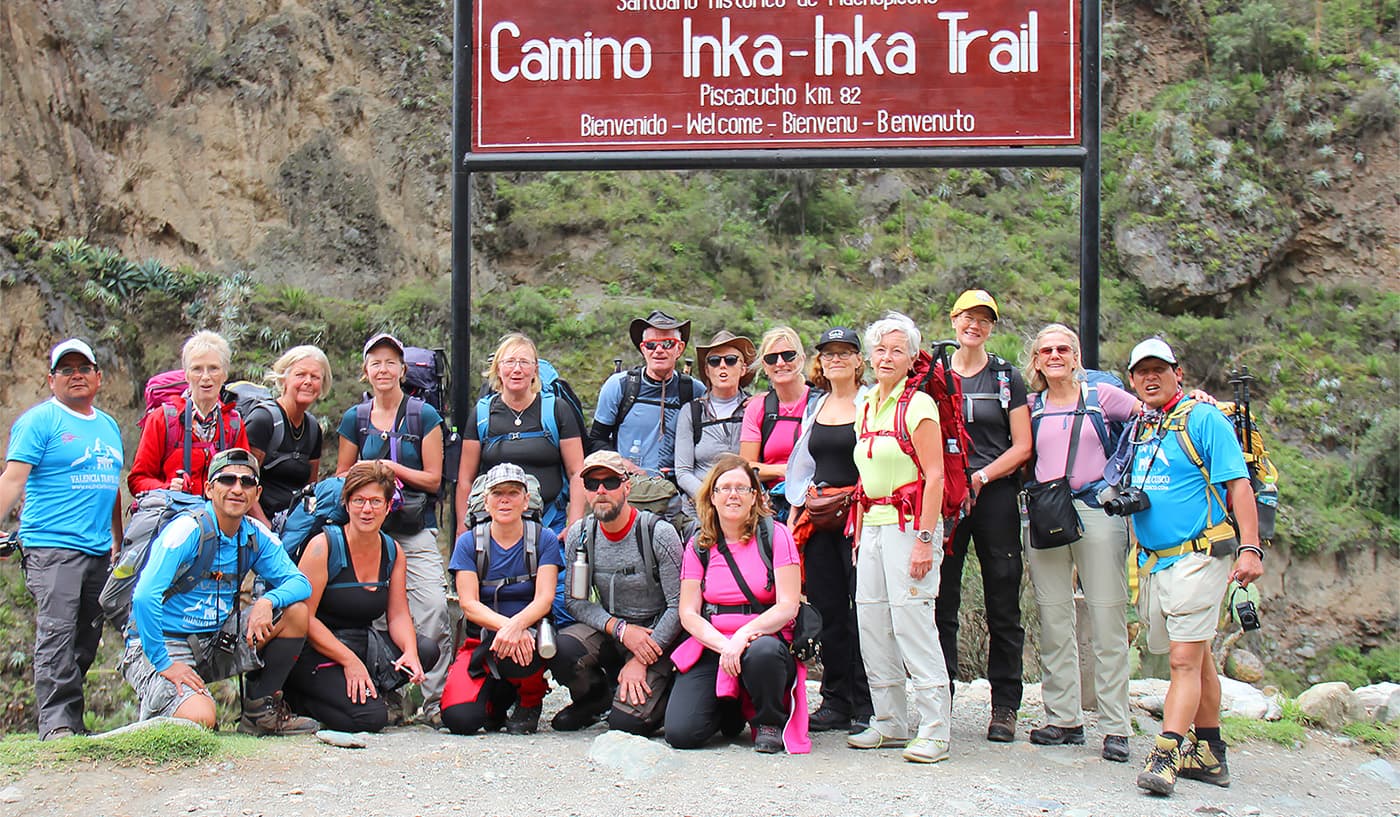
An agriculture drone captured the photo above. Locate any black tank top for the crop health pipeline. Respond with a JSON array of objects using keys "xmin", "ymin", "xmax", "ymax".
[
  {"xmin": 315, "ymin": 537, "xmax": 391, "ymax": 631},
  {"xmin": 808, "ymin": 421, "xmax": 860, "ymax": 488}
]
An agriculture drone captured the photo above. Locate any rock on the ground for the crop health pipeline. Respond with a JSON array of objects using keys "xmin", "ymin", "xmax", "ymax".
[
  {"xmin": 1355, "ymin": 682, "xmax": 1400, "ymax": 723},
  {"xmin": 0, "ymin": 786, "xmax": 20, "ymax": 804},
  {"xmin": 1225, "ymin": 648, "xmax": 1265, "ymax": 683},
  {"xmin": 955, "ymin": 678, "xmax": 992, "ymax": 705},
  {"xmin": 587, "ymin": 731, "xmax": 677, "ymax": 781},
  {"xmin": 1220, "ymin": 677, "xmax": 1272, "ymax": 720},
  {"xmin": 1357, "ymin": 758, "xmax": 1400, "ymax": 789},
  {"xmin": 315, "ymin": 730, "xmax": 368, "ymax": 749},
  {"xmin": 1128, "ymin": 678, "xmax": 1170, "ymax": 717},
  {"xmin": 1297, "ymin": 681, "xmax": 1365, "ymax": 731},
  {"xmin": 90, "ymin": 716, "xmax": 207, "ymax": 739}
]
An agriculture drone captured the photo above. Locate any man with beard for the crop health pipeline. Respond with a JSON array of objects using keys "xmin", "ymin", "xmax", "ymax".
[{"xmin": 547, "ymin": 451, "xmax": 682, "ymax": 735}]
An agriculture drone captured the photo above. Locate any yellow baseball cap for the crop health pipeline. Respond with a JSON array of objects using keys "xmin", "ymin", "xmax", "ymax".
[{"xmin": 950, "ymin": 289, "xmax": 999, "ymax": 320}]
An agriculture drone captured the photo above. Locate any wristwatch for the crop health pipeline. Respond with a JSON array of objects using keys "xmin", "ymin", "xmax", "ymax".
[{"xmin": 914, "ymin": 529, "xmax": 935, "ymax": 544}]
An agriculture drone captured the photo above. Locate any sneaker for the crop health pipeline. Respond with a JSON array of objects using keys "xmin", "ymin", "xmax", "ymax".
[
  {"xmin": 1029, "ymin": 724, "xmax": 1085, "ymax": 746},
  {"xmin": 902, "ymin": 737, "xmax": 950, "ymax": 764},
  {"xmin": 987, "ymin": 706, "xmax": 1017, "ymax": 743},
  {"xmin": 238, "ymin": 692, "xmax": 319, "ymax": 736},
  {"xmin": 1102, "ymin": 734, "xmax": 1130, "ymax": 763},
  {"xmin": 1135, "ymin": 734, "xmax": 1182, "ymax": 796},
  {"xmin": 41, "ymin": 726, "xmax": 76, "ymax": 741},
  {"xmin": 551, "ymin": 701, "xmax": 610, "ymax": 732},
  {"xmin": 504, "ymin": 704, "xmax": 542, "ymax": 735},
  {"xmin": 808, "ymin": 706, "xmax": 852, "ymax": 733},
  {"xmin": 848, "ymin": 713, "xmax": 872, "ymax": 735},
  {"xmin": 754, "ymin": 725, "xmax": 784, "ymax": 754},
  {"xmin": 1178, "ymin": 731, "xmax": 1230, "ymax": 787},
  {"xmin": 847, "ymin": 727, "xmax": 910, "ymax": 750}
]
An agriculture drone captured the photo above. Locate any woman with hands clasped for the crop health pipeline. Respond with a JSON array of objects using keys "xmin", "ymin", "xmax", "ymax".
[
  {"xmin": 283, "ymin": 461, "xmax": 439, "ymax": 733},
  {"xmin": 442, "ymin": 463, "xmax": 563, "ymax": 736},
  {"xmin": 665, "ymin": 454, "xmax": 809, "ymax": 754}
]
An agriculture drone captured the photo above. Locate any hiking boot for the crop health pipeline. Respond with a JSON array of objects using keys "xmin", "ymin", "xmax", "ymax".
[
  {"xmin": 1102, "ymin": 734, "xmax": 1130, "ymax": 763},
  {"xmin": 808, "ymin": 706, "xmax": 852, "ymax": 733},
  {"xmin": 847, "ymin": 727, "xmax": 910, "ymax": 750},
  {"xmin": 551, "ymin": 701, "xmax": 609, "ymax": 732},
  {"xmin": 1178, "ymin": 731, "xmax": 1230, "ymax": 787},
  {"xmin": 849, "ymin": 713, "xmax": 872, "ymax": 735},
  {"xmin": 238, "ymin": 692, "xmax": 319, "ymax": 736},
  {"xmin": 902, "ymin": 737, "xmax": 950, "ymax": 764},
  {"xmin": 41, "ymin": 726, "xmax": 77, "ymax": 742},
  {"xmin": 1029, "ymin": 724, "xmax": 1085, "ymax": 746},
  {"xmin": 987, "ymin": 706, "xmax": 1017, "ymax": 742},
  {"xmin": 1135, "ymin": 734, "xmax": 1182, "ymax": 796},
  {"xmin": 504, "ymin": 704, "xmax": 542, "ymax": 735},
  {"xmin": 754, "ymin": 725, "xmax": 784, "ymax": 754}
]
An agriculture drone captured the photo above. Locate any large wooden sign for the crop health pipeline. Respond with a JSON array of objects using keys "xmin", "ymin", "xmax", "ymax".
[{"xmin": 472, "ymin": 0, "xmax": 1080, "ymax": 152}]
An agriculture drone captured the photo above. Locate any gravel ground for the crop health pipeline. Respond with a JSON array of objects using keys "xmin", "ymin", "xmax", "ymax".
[{"xmin": 6, "ymin": 682, "xmax": 1397, "ymax": 817}]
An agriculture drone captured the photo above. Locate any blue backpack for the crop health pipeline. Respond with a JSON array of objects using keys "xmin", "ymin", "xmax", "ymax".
[
  {"xmin": 1029, "ymin": 370, "xmax": 1130, "ymax": 457},
  {"xmin": 474, "ymin": 359, "xmax": 585, "ymax": 532},
  {"xmin": 277, "ymin": 477, "xmax": 349, "ymax": 562}
]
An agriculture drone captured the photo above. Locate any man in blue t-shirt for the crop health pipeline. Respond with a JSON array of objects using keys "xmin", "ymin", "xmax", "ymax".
[
  {"xmin": 0, "ymin": 339, "xmax": 123, "ymax": 741},
  {"xmin": 587, "ymin": 309, "xmax": 706, "ymax": 477},
  {"xmin": 1122, "ymin": 339, "xmax": 1263, "ymax": 798}
]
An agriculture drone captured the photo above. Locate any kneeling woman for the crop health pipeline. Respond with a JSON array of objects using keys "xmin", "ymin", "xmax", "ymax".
[
  {"xmin": 665, "ymin": 454, "xmax": 809, "ymax": 754},
  {"xmin": 443, "ymin": 463, "xmax": 563, "ymax": 735},
  {"xmin": 285, "ymin": 461, "xmax": 438, "ymax": 732}
]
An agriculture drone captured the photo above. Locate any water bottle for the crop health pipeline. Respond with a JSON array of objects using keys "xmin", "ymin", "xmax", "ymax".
[
  {"xmin": 628, "ymin": 439, "xmax": 642, "ymax": 462},
  {"xmin": 535, "ymin": 618, "xmax": 557, "ymax": 660},
  {"xmin": 569, "ymin": 547, "xmax": 591, "ymax": 600}
]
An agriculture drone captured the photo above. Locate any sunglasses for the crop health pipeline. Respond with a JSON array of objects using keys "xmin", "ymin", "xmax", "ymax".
[
  {"xmin": 762, "ymin": 350, "xmax": 798, "ymax": 365},
  {"xmin": 1038, "ymin": 345, "xmax": 1074, "ymax": 357},
  {"xmin": 583, "ymin": 474, "xmax": 626, "ymax": 491},
  {"xmin": 706, "ymin": 354, "xmax": 741, "ymax": 368},
  {"xmin": 212, "ymin": 474, "xmax": 259, "ymax": 488},
  {"xmin": 53, "ymin": 365, "xmax": 99, "ymax": 377},
  {"xmin": 642, "ymin": 339, "xmax": 679, "ymax": 351}
]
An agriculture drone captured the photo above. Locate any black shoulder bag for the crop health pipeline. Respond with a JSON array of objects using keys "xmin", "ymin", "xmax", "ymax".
[{"xmin": 1022, "ymin": 392, "xmax": 1086, "ymax": 549}]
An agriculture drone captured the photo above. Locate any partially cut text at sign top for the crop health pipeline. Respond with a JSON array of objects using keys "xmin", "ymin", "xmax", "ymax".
[{"xmin": 472, "ymin": 0, "xmax": 1081, "ymax": 153}]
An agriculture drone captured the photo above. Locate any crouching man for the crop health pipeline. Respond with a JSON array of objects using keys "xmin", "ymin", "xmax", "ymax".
[
  {"xmin": 1121, "ymin": 340, "xmax": 1264, "ymax": 796},
  {"xmin": 122, "ymin": 448, "xmax": 317, "ymax": 735},
  {"xmin": 549, "ymin": 451, "xmax": 682, "ymax": 735}
]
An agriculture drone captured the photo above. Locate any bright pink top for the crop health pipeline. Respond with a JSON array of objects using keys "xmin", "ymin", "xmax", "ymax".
[
  {"xmin": 681, "ymin": 521, "xmax": 800, "ymax": 606},
  {"xmin": 739, "ymin": 387, "xmax": 811, "ymax": 466}
]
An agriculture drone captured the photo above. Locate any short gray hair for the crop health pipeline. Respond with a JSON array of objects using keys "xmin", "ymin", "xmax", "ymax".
[
  {"xmin": 181, "ymin": 330, "xmax": 232, "ymax": 371},
  {"xmin": 268, "ymin": 345, "xmax": 332, "ymax": 398},
  {"xmin": 863, "ymin": 312, "xmax": 921, "ymax": 357}
]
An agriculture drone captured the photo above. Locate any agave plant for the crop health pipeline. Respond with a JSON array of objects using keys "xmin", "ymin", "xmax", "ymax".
[{"xmin": 50, "ymin": 236, "xmax": 93, "ymax": 268}]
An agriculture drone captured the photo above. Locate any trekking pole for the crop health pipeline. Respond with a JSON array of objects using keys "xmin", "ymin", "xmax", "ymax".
[
  {"xmin": 613, "ymin": 358, "xmax": 623, "ymax": 374},
  {"xmin": 1227, "ymin": 369, "xmax": 1246, "ymax": 450},
  {"xmin": 1238, "ymin": 366, "xmax": 1255, "ymax": 462}
]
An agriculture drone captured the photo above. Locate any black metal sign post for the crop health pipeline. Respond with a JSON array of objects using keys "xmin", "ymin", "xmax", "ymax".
[{"xmin": 452, "ymin": 1, "xmax": 1103, "ymax": 422}]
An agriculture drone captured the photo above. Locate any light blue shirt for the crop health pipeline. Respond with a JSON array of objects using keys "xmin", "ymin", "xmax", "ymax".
[
  {"xmin": 6, "ymin": 399, "xmax": 123, "ymax": 555},
  {"xmin": 1130, "ymin": 402, "xmax": 1247, "ymax": 573},
  {"xmin": 593, "ymin": 370, "xmax": 706, "ymax": 476}
]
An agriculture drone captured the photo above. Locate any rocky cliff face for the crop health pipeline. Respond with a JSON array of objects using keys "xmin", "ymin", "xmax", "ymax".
[{"xmin": 1, "ymin": 0, "xmax": 454, "ymax": 295}]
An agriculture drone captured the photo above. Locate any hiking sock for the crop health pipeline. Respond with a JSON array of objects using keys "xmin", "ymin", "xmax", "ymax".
[
  {"xmin": 1161, "ymin": 731, "xmax": 1185, "ymax": 747},
  {"xmin": 245, "ymin": 637, "xmax": 305, "ymax": 699},
  {"xmin": 1194, "ymin": 726, "xmax": 1226, "ymax": 754}
]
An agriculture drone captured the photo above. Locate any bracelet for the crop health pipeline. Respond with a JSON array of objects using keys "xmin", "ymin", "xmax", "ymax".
[
  {"xmin": 1235, "ymin": 544, "xmax": 1265, "ymax": 561},
  {"xmin": 975, "ymin": 469, "xmax": 989, "ymax": 484},
  {"xmin": 613, "ymin": 620, "xmax": 627, "ymax": 641}
]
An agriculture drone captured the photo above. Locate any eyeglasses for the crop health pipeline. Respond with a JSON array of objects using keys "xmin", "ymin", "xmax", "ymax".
[
  {"xmin": 497, "ymin": 358, "xmax": 536, "ymax": 370},
  {"xmin": 641, "ymin": 339, "xmax": 678, "ymax": 351},
  {"xmin": 762, "ymin": 350, "xmax": 798, "ymax": 365},
  {"xmin": 819, "ymin": 349, "xmax": 857, "ymax": 361},
  {"xmin": 706, "ymin": 354, "xmax": 741, "ymax": 368},
  {"xmin": 1038, "ymin": 345, "xmax": 1074, "ymax": 357},
  {"xmin": 583, "ymin": 474, "xmax": 625, "ymax": 492},
  {"xmin": 712, "ymin": 484, "xmax": 755, "ymax": 496},
  {"xmin": 212, "ymin": 474, "xmax": 259, "ymax": 488},
  {"xmin": 348, "ymin": 497, "xmax": 388, "ymax": 509},
  {"xmin": 955, "ymin": 314, "xmax": 995, "ymax": 328},
  {"xmin": 53, "ymin": 365, "xmax": 98, "ymax": 377}
]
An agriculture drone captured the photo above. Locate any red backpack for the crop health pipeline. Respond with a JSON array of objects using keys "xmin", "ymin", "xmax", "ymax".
[{"xmin": 858, "ymin": 342, "xmax": 974, "ymax": 550}]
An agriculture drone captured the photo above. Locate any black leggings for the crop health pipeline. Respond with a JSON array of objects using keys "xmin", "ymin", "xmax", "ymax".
[
  {"xmin": 285, "ymin": 633, "xmax": 441, "ymax": 733},
  {"xmin": 935, "ymin": 476, "xmax": 1026, "ymax": 710},
  {"xmin": 664, "ymin": 635, "xmax": 794, "ymax": 749}
]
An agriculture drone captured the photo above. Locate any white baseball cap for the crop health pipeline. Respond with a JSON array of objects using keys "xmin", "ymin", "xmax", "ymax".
[
  {"xmin": 1127, "ymin": 338, "xmax": 1178, "ymax": 372},
  {"xmin": 50, "ymin": 339, "xmax": 97, "ymax": 371}
]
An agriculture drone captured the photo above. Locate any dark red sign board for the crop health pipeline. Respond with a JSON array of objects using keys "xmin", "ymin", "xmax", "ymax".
[{"xmin": 473, "ymin": 1, "xmax": 1079, "ymax": 152}]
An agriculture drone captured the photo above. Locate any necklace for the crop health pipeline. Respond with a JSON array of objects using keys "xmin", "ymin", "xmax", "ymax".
[{"xmin": 502, "ymin": 394, "xmax": 532, "ymax": 427}]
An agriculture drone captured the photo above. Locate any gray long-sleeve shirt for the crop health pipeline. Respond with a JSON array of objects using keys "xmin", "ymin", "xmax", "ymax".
[{"xmin": 562, "ymin": 511, "xmax": 683, "ymax": 648}]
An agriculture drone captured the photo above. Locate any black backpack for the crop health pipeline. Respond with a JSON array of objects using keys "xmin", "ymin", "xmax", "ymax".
[
  {"xmin": 689, "ymin": 395, "xmax": 750, "ymax": 446},
  {"xmin": 576, "ymin": 510, "xmax": 665, "ymax": 586},
  {"xmin": 226, "ymin": 381, "xmax": 317, "ymax": 473},
  {"xmin": 616, "ymin": 366, "xmax": 699, "ymax": 436}
]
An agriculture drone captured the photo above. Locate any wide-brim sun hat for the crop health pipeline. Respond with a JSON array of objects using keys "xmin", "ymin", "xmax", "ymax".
[
  {"xmin": 694, "ymin": 329, "xmax": 757, "ymax": 389},
  {"xmin": 628, "ymin": 310, "xmax": 691, "ymax": 349}
]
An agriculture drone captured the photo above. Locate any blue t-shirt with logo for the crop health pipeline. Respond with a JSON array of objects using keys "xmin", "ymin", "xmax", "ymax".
[
  {"xmin": 1130, "ymin": 402, "xmax": 1247, "ymax": 572},
  {"xmin": 449, "ymin": 525, "xmax": 563, "ymax": 618},
  {"xmin": 6, "ymin": 399, "xmax": 123, "ymax": 555}
]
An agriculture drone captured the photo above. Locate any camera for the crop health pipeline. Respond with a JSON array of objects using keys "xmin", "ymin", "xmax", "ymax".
[
  {"xmin": 1235, "ymin": 599, "xmax": 1261, "ymax": 632},
  {"xmin": 1099, "ymin": 485, "xmax": 1151, "ymax": 517},
  {"xmin": 214, "ymin": 629, "xmax": 240, "ymax": 654},
  {"xmin": 0, "ymin": 532, "xmax": 19, "ymax": 559}
]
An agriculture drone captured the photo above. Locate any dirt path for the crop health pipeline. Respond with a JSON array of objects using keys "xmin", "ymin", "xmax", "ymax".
[{"xmin": 6, "ymin": 684, "xmax": 1396, "ymax": 817}]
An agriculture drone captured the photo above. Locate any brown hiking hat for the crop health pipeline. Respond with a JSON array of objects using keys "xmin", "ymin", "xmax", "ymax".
[
  {"xmin": 628, "ymin": 309, "xmax": 691, "ymax": 349},
  {"xmin": 694, "ymin": 330, "xmax": 758, "ymax": 389}
]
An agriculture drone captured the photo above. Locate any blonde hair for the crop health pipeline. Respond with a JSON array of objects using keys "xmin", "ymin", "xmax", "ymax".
[
  {"xmin": 267, "ymin": 345, "xmax": 332, "ymax": 399},
  {"xmin": 757, "ymin": 326, "xmax": 805, "ymax": 362},
  {"xmin": 181, "ymin": 330, "xmax": 232, "ymax": 371},
  {"xmin": 694, "ymin": 453, "xmax": 771, "ymax": 552},
  {"xmin": 486, "ymin": 333, "xmax": 543, "ymax": 397},
  {"xmin": 1023, "ymin": 323, "xmax": 1083, "ymax": 393}
]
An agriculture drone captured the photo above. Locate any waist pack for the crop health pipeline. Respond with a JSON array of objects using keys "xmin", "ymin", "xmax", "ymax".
[{"xmin": 804, "ymin": 484, "xmax": 856, "ymax": 533}]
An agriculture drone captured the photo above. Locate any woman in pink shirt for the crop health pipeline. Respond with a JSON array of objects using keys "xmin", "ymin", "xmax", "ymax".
[
  {"xmin": 1022, "ymin": 323, "xmax": 1140, "ymax": 763},
  {"xmin": 740, "ymin": 326, "xmax": 818, "ymax": 521}
]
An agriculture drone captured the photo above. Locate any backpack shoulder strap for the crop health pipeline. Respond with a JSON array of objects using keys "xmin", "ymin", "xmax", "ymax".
[
  {"xmin": 539, "ymin": 388, "xmax": 560, "ymax": 446},
  {"xmin": 990, "ymin": 355, "xmax": 1014, "ymax": 413},
  {"xmin": 354, "ymin": 398, "xmax": 374, "ymax": 451},
  {"xmin": 402, "ymin": 397, "xmax": 425, "ymax": 442},
  {"xmin": 1081, "ymin": 382, "xmax": 1112, "ymax": 454},
  {"xmin": 324, "ymin": 524, "xmax": 349, "ymax": 581},
  {"xmin": 691, "ymin": 400, "xmax": 704, "ymax": 446},
  {"xmin": 525, "ymin": 521, "xmax": 539, "ymax": 579},
  {"xmin": 680, "ymin": 375, "xmax": 696, "ymax": 406},
  {"xmin": 756, "ymin": 515, "xmax": 775, "ymax": 591},
  {"xmin": 474, "ymin": 393, "xmax": 495, "ymax": 444},
  {"xmin": 615, "ymin": 366, "xmax": 644, "ymax": 428},
  {"xmin": 474, "ymin": 519, "xmax": 491, "ymax": 577},
  {"xmin": 162, "ymin": 509, "xmax": 224, "ymax": 603},
  {"xmin": 635, "ymin": 510, "xmax": 660, "ymax": 584},
  {"xmin": 758, "ymin": 390, "xmax": 780, "ymax": 452}
]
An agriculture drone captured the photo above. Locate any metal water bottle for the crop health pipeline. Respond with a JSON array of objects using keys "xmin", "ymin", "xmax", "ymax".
[
  {"xmin": 569, "ymin": 547, "xmax": 591, "ymax": 600},
  {"xmin": 535, "ymin": 618, "xmax": 557, "ymax": 660}
]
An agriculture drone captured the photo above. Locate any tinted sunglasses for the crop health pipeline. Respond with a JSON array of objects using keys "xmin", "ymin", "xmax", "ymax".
[
  {"xmin": 583, "ymin": 474, "xmax": 626, "ymax": 491},
  {"xmin": 1038, "ymin": 345, "xmax": 1074, "ymax": 357},
  {"xmin": 706, "ymin": 354, "xmax": 741, "ymax": 367},
  {"xmin": 763, "ymin": 350, "xmax": 798, "ymax": 365},
  {"xmin": 212, "ymin": 474, "xmax": 259, "ymax": 488},
  {"xmin": 642, "ymin": 339, "xmax": 678, "ymax": 351}
]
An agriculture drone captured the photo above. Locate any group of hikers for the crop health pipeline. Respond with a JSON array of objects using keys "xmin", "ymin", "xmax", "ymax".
[{"xmin": 0, "ymin": 289, "xmax": 1265, "ymax": 797}]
